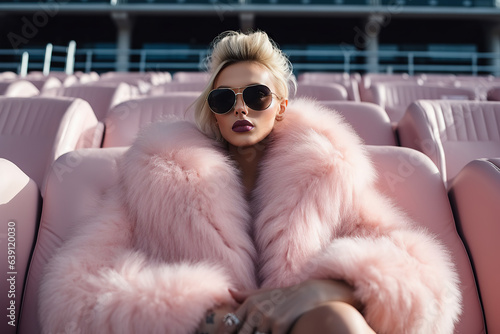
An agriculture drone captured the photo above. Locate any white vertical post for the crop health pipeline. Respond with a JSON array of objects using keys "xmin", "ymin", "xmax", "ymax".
[
  {"xmin": 19, "ymin": 52, "xmax": 29, "ymax": 77},
  {"xmin": 65, "ymin": 40, "xmax": 76, "ymax": 75},
  {"xmin": 365, "ymin": 15, "xmax": 380, "ymax": 73},
  {"xmin": 85, "ymin": 50, "xmax": 93, "ymax": 73},
  {"xmin": 487, "ymin": 23, "xmax": 500, "ymax": 76},
  {"xmin": 112, "ymin": 12, "xmax": 133, "ymax": 72},
  {"xmin": 43, "ymin": 43, "xmax": 53, "ymax": 76}
]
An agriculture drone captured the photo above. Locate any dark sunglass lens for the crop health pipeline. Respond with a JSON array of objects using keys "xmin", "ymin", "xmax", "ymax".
[
  {"xmin": 208, "ymin": 89, "xmax": 235, "ymax": 114},
  {"xmin": 243, "ymin": 85, "xmax": 273, "ymax": 111}
]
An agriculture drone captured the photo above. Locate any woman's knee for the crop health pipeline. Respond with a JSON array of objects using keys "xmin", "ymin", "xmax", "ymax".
[{"xmin": 290, "ymin": 301, "xmax": 374, "ymax": 334}]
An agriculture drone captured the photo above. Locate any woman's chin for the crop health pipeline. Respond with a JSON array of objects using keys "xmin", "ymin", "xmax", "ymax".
[{"xmin": 224, "ymin": 130, "xmax": 272, "ymax": 149}]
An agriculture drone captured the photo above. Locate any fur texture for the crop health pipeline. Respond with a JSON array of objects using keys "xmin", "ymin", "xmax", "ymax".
[{"xmin": 39, "ymin": 99, "xmax": 461, "ymax": 334}]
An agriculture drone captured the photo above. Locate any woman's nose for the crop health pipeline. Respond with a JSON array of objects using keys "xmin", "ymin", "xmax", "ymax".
[{"xmin": 233, "ymin": 93, "xmax": 247, "ymax": 115}]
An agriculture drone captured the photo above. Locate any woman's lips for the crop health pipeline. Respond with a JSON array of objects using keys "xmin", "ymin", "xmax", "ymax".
[{"xmin": 232, "ymin": 120, "xmax": 255, "ymax": 133}]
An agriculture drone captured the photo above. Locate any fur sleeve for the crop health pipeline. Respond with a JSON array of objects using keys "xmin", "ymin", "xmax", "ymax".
[
  {"xmin": 39, "ymin": 119, "xmax": 257, "ymax": 334},
  {"xmin": 39, "ymin": 195, "xmax": 234, "ymax": 334},
  {"xmin": 308, "ymin": 190, "xmax": 462, "ymax": 334},
  {"xmin": 254, "ymin": 100, "xmax": 461, "ymax": 333}
]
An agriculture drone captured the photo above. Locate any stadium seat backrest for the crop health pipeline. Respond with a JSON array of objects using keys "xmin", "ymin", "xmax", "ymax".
[
  {"xmin": 449, "ymin": 158, "xmax": 500, "ymax": 334},
  {"xmin": 0, "ymin": 159, "xmax": 40, "ymax": 334},
  {"xmin": 0, "ymin": 80, "xmax": 39, "ymax": 97},
  {"xmin": 61, "ymin": 75, "xmax": 78, "ymax": 87},
  {"xmin": 360, "ymin": 73, "xmax": 412, "ymax": 103},
  {"xmin": 100, "ymin": 72, "xmax": 171, "ymax": 86},
  {"xmin": 297, "ymin": 72, "xmax": 351, "ymax": 83},
  {"xmin": 148, "ymin": 81, "xmax": 207, "ymax": 95},
  {"xmin": 0, "ymin": 97, "xmax": 100, "ymax": 189},
  {"xmin": 18, "ymin": 145, "xmax": 484, "ymax": 333},
  {"xmin": 173, "ymin": 71, "xmax": 210, "ymax": 83},
  {"xmin": 45, "ymin": 83, "xmax": 133, "ymax": 121},
  {"xmin": 397, "ymin": 100, "xmax": 500, "ymax": 187},
  {"xmin": 25, "ymin": 77, "xmax": 62, "ymax": 92},
  {"xmin": 0, "ymin": 72, "xmax": 18, "ymax": 80},
  {"xmin": 76, "ymin": 72, "xmax": 100, "ymax": 85},
  {"xmin": 417, "ymin": 73, "xmax": 456, "ymax": 85},
  {"xmin": 370, "ymin": 146, "xmax": 484, "ymax": 334},
  {"xmin": 486, "ymin": 86, "xmax": 500, "ymax": 101},
  {"xmin": 297, "ymin": 72, "xmax": 361, "ymax": 101},
  {"xmin": 320, "ymin": 101, "xmax": 397, "ymax": 146},
  {"xmin": 294, "ymin": 82, "xmax": 348, "ymax": 101},
  {"xmin": 103, "ymin": 92, "xmax": 198, "ymax": 147},
  {"xmin": 373, "ymin": 82, "xmax": 477, "ymax": 122},
  {"xmin": 18, "ymin": 147, "xmax": 125, "ymax": 334}
]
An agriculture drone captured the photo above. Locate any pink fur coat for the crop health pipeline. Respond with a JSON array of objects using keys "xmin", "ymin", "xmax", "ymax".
[{"xmin": 39, "ymin": 99, "xmax": 461, "ymax": 334}]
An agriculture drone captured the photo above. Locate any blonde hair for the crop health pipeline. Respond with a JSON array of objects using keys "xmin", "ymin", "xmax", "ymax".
[{"xmin": 193, "ymin": 30, "xmax": 296, "ymax": 141}]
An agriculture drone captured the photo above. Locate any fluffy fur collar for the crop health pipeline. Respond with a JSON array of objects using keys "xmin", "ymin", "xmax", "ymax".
[{"xmin": 118, "ymin": 99, "xmax": 374, "ymax": 287}]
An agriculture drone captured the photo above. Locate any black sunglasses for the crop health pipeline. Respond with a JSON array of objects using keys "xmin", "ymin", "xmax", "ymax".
[{"xmin": 207, "ymin": 84, "xmax": 279, "ymax": 115}]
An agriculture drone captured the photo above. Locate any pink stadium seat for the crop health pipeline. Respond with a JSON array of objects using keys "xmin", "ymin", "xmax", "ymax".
[
  {"xmin": 0, "ymin": 80, "xmax": 39, "ymax": 97},
  {"xmin": 0, "ymin": 72, "xmax": 18, "ymax": 80},
  {"xmin": 417, "ymin": 73, "xmax": 456, "ymax": 84},
  {"xmin": 18, "ymin": 144, "xmax": 484, "ymax": 333},
  {"xmin": 372, "ymin": 82, "xmax": 477, "ymax": 123},
  {"xmin": 0, "ymin": 97, "xmax": 101, "ymax": 189},
  {"xmin": 30, "ymin": 72, "xmax": 78, "ymax": 87},
  {"xmin": 61, "ymin": 77, "xmax": 77, "ymax": 87},
  {"xmin": 449, "ymin": 158, "xmax": 500, "ymax": 334},
  {"xmin": 103, "ymin": 92, "xmax": 198, "ymax": 147},
  {"xmin": 371, "ymin": 146, "xmax": 484, "ymax": 334},
  {"xmin": 0, "ymin": 159, "xmax": 40, "ymax": 334},
  {"xmin": 100, "ymin": 71, "xmax": 171, "ymax": 86},
  {"xmin": 454, "ymin": 75, "xmax": 498, "ymax": 83},
  {"xmin": 75, "ymin": 71, "xmax": 100, "ymax": 85},
  {"xmin": 297, "ymin": 72, "xmax": 361, "ymax": 101},
  {"xmin": 397, "ymin": 100, "xmax": 500, "ymax": 187},
  {"xmin": 173, "ymin": 71, "xmax": 210, "ymax": 83},
  {"xmin": 320, "ymin": 101, "xmax": 397, "ymax": 146},
  {"xmin": 359, "ymin": 73, "xmax": 413, "ymax": 103},
  {"xmin": 486, "ymin": 86, "xmax": 500, "ymax": 101},
  {"xmin": 25, "ymin": 77, "xmax": 62, "ymax": 93},
  {"xmin": 43, "ymin": 82, "xmax": 133, "ymax": 121},
  {"xmin": 18, "ymin": 147, "xmax": 126, "ymax": 334},
  {"xmin": 294, "ymin": 82, "xmax": 348, "ymax": 101},
  {"xmin": 297, "ymin": 72, "xmax": 351, "ymax": 83},
  {"xmin": 148, "ymin": 81, "xmax": 207, "ymax": 95},
  {"xmin": 39, "ymin": 72, "xmax": 67, "ymax": 80}
]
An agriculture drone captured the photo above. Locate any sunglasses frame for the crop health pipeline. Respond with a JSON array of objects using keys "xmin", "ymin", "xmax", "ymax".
[{"xmin": 207, "ymin": 84, "xmax": 280, "ymax": 115}]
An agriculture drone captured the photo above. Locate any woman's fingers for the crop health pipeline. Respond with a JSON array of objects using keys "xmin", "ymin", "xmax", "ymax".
[
  {"xmin": 228, "ymin": 288, "xmax": 252, "ymax": 303},
  {"xmin": 221, "ymin": 286, "xmax": 302, "ymax": 334},
  {"xmin": 233, "ymin": 290, "xmax": 283, "ymax": 334},
  {"xmin": 219, "ymin": 311, "xmax": 242, "ymax": 334}
]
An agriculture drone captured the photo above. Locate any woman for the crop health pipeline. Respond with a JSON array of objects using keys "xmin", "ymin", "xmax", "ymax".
[{"xmin": 39, "ymin": 31, "xmax": 461, "ymax": 334}]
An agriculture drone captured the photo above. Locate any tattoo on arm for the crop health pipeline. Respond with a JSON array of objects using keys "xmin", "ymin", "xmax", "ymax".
[{"xmin": 206, "ymin": 310, "xmax": 215, "ymax": 324}]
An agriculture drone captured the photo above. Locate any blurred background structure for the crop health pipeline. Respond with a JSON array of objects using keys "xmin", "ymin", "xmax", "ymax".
[
  {"xmin": 2, "ymin": 2, "xmax": 500, "ymax": 334},
  {"xmin": 1, "ymin": 0, "xmax": 500, "ymax": 75}
]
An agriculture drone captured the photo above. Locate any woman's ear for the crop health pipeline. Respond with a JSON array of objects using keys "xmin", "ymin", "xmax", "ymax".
[{"xmin": 275, "ymin": 99, "xmax": 288, "ymax": 122}]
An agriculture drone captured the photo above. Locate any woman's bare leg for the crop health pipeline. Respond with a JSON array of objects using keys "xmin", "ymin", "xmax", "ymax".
[{"xmin": 289, "ymin": 301, "xmax": 376, "ymax": 334}]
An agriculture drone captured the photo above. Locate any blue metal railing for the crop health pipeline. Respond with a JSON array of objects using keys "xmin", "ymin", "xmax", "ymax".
[{"xmin": 1, "ymin": 46, "xmax": 499, "ymax": 75}]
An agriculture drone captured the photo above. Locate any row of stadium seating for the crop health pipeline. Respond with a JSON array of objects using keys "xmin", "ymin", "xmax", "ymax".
[
  {"xmin": 3, "ymin": 69, "xmax": 500, "ymax": 123},
  {"xmin": 0, "ymin": 70, "xmax": 499, "ymax": 333}
]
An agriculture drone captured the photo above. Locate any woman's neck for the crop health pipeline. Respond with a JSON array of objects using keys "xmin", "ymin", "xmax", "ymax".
[{"xmin": 228, "ymin": 141, "xmax": 267, "ymax": 197}]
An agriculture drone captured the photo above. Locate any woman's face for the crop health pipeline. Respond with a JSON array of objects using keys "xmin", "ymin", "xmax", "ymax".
[{"xmin": 212, "ymin": 61, "xmax": 287, "ymax": 148}]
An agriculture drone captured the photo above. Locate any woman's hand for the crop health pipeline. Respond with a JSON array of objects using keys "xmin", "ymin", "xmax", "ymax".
[{"xmin": 218, "ymin": 279, "xmax": 360, "ymax": 334}]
